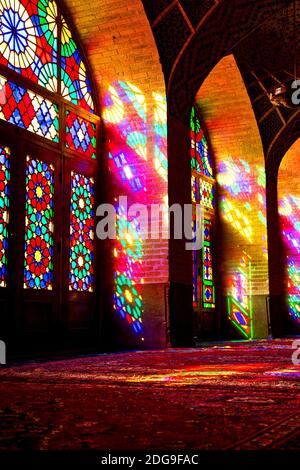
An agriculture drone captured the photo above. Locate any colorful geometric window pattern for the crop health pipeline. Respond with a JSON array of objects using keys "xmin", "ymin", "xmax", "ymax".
[
  {"xmin": 24, "ymin": 157, "xmax": 54, "ymax": 290},
  {"xmin": 0, "ymin": 0, "xmax": 58, "ymax": 91},
  {"xmin": 191, "ymin": 175, "xmax": 197, "ymax": 204},
  {"xmin": 227, "ymin": 256, "xmax": 253, "ymax": 339},
  {"xmin": 279, "ymin": 196, "xmax": 300, "ymax": 325},
  {"xmin": 192, "ymin": 174, "xmax": 215, "ymax": 210},
  {"xmin": 202, "ymin": 220, "xmax": 215, "ymax": 308},
  {"xmin": 0, "ymin": 0, "xmax": 95, "ymax": 114},
  {"xmin": 192, "ymin": 216, "xmax": 200, "ymax": 308},
  {"xmin": 0, "ymin": 146, "xmax": 11, "ymax": 288},
  {"xmin": 66, "ymin": 111, "xmax": 96, "ymax": 159},
  {"xmin": 190, "ymin": 106, "xmax": 213, "ymax": 178},
  {"xmin": 192, "ymin": 249, "xmax": 198, "ymax": 308},
  {"xmin": 191, "ymin": 105, "xmax": 216, "ymax": 312},
  {"xmin": 69, "ymin": 172, "xmax": 95, "ymax": 292},
  {"xmin": 199, "ymin": 178, "xmax": 215, "ymax": 209},
  {"xmin": 61, "ymin": 16, "xmax": 94, "ymax": 113},
  {"xmin": 0, "ymin": 75, "xmax": 59, "ymax": 141}
]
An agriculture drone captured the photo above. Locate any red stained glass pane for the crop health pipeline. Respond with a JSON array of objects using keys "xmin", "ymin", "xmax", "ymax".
[
  {"xmin": 0, "ymin": 0, "xmax": 58, "ymax": 91},
  {"xmin": 69, "ymin": 172, "xmax": 95, "ymax": 292},
  {"xmin": 61, "ymin": 17, "xmax": 94, "ymax": 113},
  {"xmin": 0, "ymin": 75, "xmax": 59, "ymax": 141},
  {"xmin": 66, "ymin": 111, "xmax": 96, "ymax": 159},
  {"xmin": 24, "ymin": 157, "xmax": 54, "ymax": 289}
]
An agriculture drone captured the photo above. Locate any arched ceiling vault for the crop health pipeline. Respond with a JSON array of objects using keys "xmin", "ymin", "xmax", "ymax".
[
  {"xmin": 141, "ymin": 0, "xmax": 300, "ymax": 169},
  {"xmin": 62, "ymin": 0, "xmax": 300, "ymax": 171}
]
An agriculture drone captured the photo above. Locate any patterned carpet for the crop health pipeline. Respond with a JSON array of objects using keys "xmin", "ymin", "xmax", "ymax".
[{"xmin": 0, "ymin": 339, "xmax": 299, "ymax": 450}]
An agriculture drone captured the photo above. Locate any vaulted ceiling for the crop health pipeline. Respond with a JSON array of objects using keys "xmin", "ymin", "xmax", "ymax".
[
  {"xmin": 63, "ymin": 0, "xmax": 300, "ymax": 172},
  {"xmin": 141, "ymin": 0, "xmax": 299, "ymax": 171}
]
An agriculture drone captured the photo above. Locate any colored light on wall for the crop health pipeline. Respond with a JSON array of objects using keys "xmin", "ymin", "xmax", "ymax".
[
  {"xmin": 217, "ymin": 158, "xmax": 266, "ymax": 245},
  {"xmin": 227, "ymin": 256, "xmax": 253, "ymax": 339},
  {"xmin": 69, "ymin": 172, "xmax": 95, "ymax": 292},
  {"xmin": 119, "ymin": 82, "xmax": 147, "ymax": 121},
  {"xmin": 113, "ymin": 204, "xmax": 143, "ymax": 333},
  {"xmin": 103, "ymin": 82, "xmax": 168, "ymax": 335},
  {"xmin": 287, "ymin": 258, "xmax": 300, "ymax": 323},
  {"xmin": 153, "ymin": 93, "xmax": 168, "ymax": 183},
  {"xmin": 108, "ymin": 151, "xmax": 144, "ymax": 193},
  {"xmin": 0, "ymin": 75, "xmax": 59, "ymax": 141},
  {"xmin": 279, "ymin": 193, "xmax": 300, "ymax": 325},
  {"xmin": 217, "ymin": 159, "xmax": 267, "ymax": 338},
  {"xmin": 0, "ymin": 146, "xmax": 11, "ymax": 288},
  {"xmin": 220, "ymin": 197, "xmax": 253, "ymax": 242},
  {"xmin": 103, "ymin": 85, "xmax": 124, "ymax": 124},
  {"xmin": 24, "ymin": 157, "xmax": 54, "ymax": 290},
  {"xmin": 279, "ymin": 196, "xmax": 300, "ymax": 253},
  {"xmin": 0, "ymin": 0, "xmax": 58, "ymax": 91},
  {"xmin": 216, "ymin": 157, "xmax": 267, "ymax": 338},
  {"xmin": 103, "ymin": 81, "xmax": 147, "ymax": 161},
  {"xmin": 66, "ymin": 111, "xmax": 96, "ymax": 159}
]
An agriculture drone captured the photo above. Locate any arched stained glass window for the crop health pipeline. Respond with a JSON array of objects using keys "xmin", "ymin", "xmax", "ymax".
[
  {"xmin": 191, "ymin": 105, "xmax": 216, "ymax": 319},
  {"xmin": 190, "ymin": 105, "xmax": 213, "ymax": 178},
  {"xmin": 61, "ymin": 16, "xmax": 94, "ymax": 112},
  {"xmin": 0, "ymin": 0, "xmax": 58, "ymax": 91},
  {"xmin": 0, "ymin": 0, "xmax": 100, "ymax": 343}
]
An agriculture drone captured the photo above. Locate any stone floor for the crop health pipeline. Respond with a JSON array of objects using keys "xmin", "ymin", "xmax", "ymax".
[{"xmin": 0, "ymin": 339, "xmax": 299, "ymax": 450}]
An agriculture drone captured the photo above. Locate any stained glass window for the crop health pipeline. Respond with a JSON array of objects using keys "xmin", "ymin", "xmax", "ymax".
[
  {"xmin": 190, "ymin": 106, "xmax": 213, "ymax": 178},
  {"xmin": 0, "ymin": 146, "xmax": 11, "ymax": 288},
  {"xmin": 24, "ymin": 157, "xmax": 54, "ymax": 290},
  {"xmin": 66, "ymin": 111, "xmax": 96, "ymax": 159},
  {"xmin": 191, "ymin": 175, "xmax": 197, "ymax": 204},
  {"xmin": 0, "ymin": 1, "xmax": 98, "ymax": 300},
  {"xmin": 191, "ymin": 105, "xmax": 216, "ymax": 313},
  {"xmin": 202, "ymin": 220, "xmax": 215, "ymax": 308},
  {"xmin": 199, "ymin": 178, "xmax": 215, "ymax": 209},
  {"xmin": 0, "ymin": 2, "xmax": 95, "ymax": 112},
  {"xmin": 192, "ymin": 216, "xmax": 200, "ymax": 308},
  {"xmin": 69, "ymin": 172, "xmax": 95, "ymax": 292},
  {"xmin": 0, "ymin": 0, "xmax": 58, "ymax": 91},
  {"xmin": 61, "ymin": 16, "xmax": 94, "ymax": 113},
  {"xmin": 0, "ymin": 75, "xmax": 59, "ymax": 141}
]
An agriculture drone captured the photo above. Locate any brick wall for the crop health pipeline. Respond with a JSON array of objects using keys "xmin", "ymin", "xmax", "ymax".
[
  {"xmin": 64, "ymin": 0, "xmax": 168, "ymax": 347},
  {"xmin": 196, "ymin": 55, "xmax": 269, "ymax": 338},
  {"xmin": 278, "ymin": 140, "xmax": 300, "ymax": 333}
]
